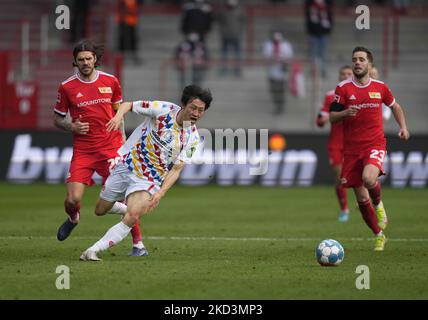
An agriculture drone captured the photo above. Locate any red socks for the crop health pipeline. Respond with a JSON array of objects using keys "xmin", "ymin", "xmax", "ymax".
[
  {"xmin": 368, "ymin": 181, "xmax": 382, "ymax": 206},
  {"xmin": 358, "ymin": 199, "xmax": 381, "ymax": 234},
  {"xmin": 335, "ymin": 185, "xmax": 348, "ymax": 211},
  {"xmin": 64, "ymin": 198, "xmax": 80, "ymax": 221},
  {"xmin": 131, "ymin": 221, "xmax": 142, "ymax": 244}
]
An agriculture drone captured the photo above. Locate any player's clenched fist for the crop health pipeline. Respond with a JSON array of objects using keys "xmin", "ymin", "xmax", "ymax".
[
  {"xmin": 398, "ymin": 128, "xmax": 410, "ymax": 140},
  {"xmin": 346, "ymin": 105, "xmax": 360, "ymax": 117}
]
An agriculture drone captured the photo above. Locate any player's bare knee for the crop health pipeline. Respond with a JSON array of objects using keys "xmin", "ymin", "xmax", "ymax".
[
  {"xmin": 65, "ymin": 197, "xmax": 79, "ymax": 208},
  {"xmin": 94, "ymin": 205, "xmax": 106, "ymax": 216},
  {"xmin": 123, "ymin": 212, "xmax": 139, "ymax": 226},
  {"xmin": 362, "ymin": 175, "xmax": 377, "ymax": 189},
  {"xmin": 357, "ymin": 196, "xmax": 370, "ymax": 203},
  {"xmin": 66, "ymin": 191, "xmax": 82, "ymax": 206}
]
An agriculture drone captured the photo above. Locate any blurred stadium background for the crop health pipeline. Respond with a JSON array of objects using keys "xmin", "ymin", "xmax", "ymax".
[{"xmin": 1, "ymin": 0, "xmax": 427, "ymax": 187}]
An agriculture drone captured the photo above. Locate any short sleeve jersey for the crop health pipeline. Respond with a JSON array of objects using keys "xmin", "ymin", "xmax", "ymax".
[
  {"xmin": 118, "ymin": 101, "xmax": 200, "ymax": 184},
  {"xmin": 319, "ymin": 90, "xmax": 344, "ymax": 150},
  {"xmin": 333, "ymin": 77, "xmax": 395, "ymax": 154},
  {"xmin": 54, "ymin": 70, "xmax": 124, "ymax": 153}
]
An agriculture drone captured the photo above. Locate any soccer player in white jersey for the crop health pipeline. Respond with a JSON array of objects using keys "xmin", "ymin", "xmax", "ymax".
[{"xmin": 80, "ymin": 85, "xmax": 212, "ymax": 261}]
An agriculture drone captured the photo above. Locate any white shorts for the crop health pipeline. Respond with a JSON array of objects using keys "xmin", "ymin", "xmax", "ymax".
[{"xmin": 100, "ymin": 161, "xmax": 160, "ymax": 202}]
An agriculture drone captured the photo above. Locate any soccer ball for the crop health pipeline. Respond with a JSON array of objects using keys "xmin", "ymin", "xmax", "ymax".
[{"xmin": 316, "ymin": 239, "xmax": 344, "ymax": 266}]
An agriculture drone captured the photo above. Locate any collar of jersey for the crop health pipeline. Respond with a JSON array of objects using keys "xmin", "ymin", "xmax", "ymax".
[
  {"xmin": 351, "ymin": 76, "xmax": 371, "ymax": 88},
  {"xmin": 76, "ymin": 70, "xmax": 99, "ymax": 84}
]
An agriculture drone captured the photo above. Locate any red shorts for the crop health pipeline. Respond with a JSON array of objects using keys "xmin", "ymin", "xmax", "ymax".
[
  {"xmin": 327, "ymin": 148, "xmax": 344, "ymax": 166},
  {"xmin": 67, "ymin": 148, "xmax": 121, "ymax": 186},
  {"xmin": 341, "ymin": 147, "xmax": 387, "ymax": 188}
]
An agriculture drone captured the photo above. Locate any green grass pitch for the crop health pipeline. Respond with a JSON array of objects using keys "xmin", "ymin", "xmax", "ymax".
[{"xmin": 0, "ymin": 183, "xmax": 427, "ymax": 299}]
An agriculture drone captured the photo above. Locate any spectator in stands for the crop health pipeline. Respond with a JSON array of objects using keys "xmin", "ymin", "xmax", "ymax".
[
  {"xmin": 116, "ymin": 0, "xmax": 143, "ymax": 65},
  {"xmin": 392, "ymin": 0, "xmax": 410, "ymax": 15},
  {"xmin": 175, "ymin": 32, "xmax": 209, "ymax": 90},
  {"xmin": 305, "ymin": 0, "xmax": 333, "ymax": 78},
  {"xmin": 216, "ymin": 0, "xmax": 246, "ymax": 77},
  {"xmin": 262, "ymin": 31, "xmax": 294, "ymax": 115},
  {"xmin": 70, "ymin": 0, "xmax": 92, "ymax": 43},
  {"xmin": 181, "ymin": 0, "xmax": 213, "ymax": 43}
]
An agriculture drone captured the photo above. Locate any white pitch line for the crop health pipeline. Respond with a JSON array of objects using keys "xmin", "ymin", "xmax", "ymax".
[{"xmin": 0, "ymin": 236, "xmax": 428, "ymax": 242}]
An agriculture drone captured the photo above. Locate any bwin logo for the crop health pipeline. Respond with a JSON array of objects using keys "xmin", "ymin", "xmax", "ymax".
[
  {"xmin": 381, "ymin": 152, "xmax": 428, "ymax": 188},
  {"xmin": 7, "ymin": 135, "xmax": 72, "ymax": 183},
  {"xmin": 180, "ymin": 149, "xmax": 318, "ymax": 186},
  {"xmin": 6, "ymin": 134, "xmax": 102, "ymax": 184}
]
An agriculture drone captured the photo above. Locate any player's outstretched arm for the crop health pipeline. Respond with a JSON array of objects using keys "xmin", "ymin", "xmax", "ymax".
[
  {"xmin": 391, "ymin": 102, "xmax": 410, "ymax": 140},
  {"xmin": 149, "ymin": 161, "xmax": 185, "ymax": 210},
  {"xmin": 106, "ymin": 102, "xmax": 133, "ymax": 132}
]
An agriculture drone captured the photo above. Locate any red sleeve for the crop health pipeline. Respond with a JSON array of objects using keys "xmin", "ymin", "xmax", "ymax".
[
  {"xmin": 383, "ymin": 83, "xmax": 395, "ymax": 107},
  {"xmin": 333, "ymin": 85, "xmax": 346, "ymax": 106},
  {"xmin": 111, "ymin": 77, "xmax": 123, "ymax": 104},
  {"xmin": 321, "ymin": 93, "xmax": 334, "ymax": 113},
  {"xmin": 316, "ymin": 93, "xmax": 332, "ymax": 127},
  {"xmin": 54, "ymin": 84, "xmax": 69, "ymax": 117}
]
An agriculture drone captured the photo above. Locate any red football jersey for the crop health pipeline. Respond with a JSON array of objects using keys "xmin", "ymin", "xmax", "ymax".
[
  {"xmin": 333, "ymin": 77, "xmax": 395, "ymax": 154},
  {"xmin": 54, "ymin": 70, "xmax": 123, "ymax": 153},
  {"xmin": 318, "ymin": 90, "xmax": 343, "ymax": 150}
]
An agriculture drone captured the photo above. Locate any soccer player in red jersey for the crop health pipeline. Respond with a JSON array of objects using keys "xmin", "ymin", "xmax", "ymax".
[
  {"xmin": 53, "ymin": 40, "xmax": 147, "ymax": 256},
  {"xmin": 330, "ymin": 46, "xmax": 410, "ymax": 251},
  {"xmin": 316, "ymin": 65, "xmax": 353, "ymax": 222}
]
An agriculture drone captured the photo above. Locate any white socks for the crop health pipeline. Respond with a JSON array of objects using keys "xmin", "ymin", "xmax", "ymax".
[
  {"xmin": 133, "ymin": 241, "xmax": 145, "ymax": 249},
  {"xmin": 88, "ymin": 221, "xmax": 132, "ymax": 252},
  {"xmin": 107, "ymin": 201, "xmax": 127, "ymax": 215}
]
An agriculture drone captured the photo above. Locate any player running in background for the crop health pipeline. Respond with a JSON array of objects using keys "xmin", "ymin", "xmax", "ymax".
[
  {"xmin": 80, "ymin": 85, "xmax": 212, "ymax": 261},
  {"xmin": 53, "ymin": 39, "xmax": 147, "ymax": 256},
  {"xmin": 316, "ymin": 65, "xmax": 353, "ymax": 222},
  {"xmin": 330, "ymin": 46, "xmax": 410, "ymax": 251}
]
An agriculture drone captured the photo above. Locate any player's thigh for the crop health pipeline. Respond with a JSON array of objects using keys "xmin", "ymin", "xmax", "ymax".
[
  {"xmin": 341, "ymin": 154, "xmax": 364, "ymax": 188},
  {"xmin": 95, "ymin": 198, "xmax": 116, "ymax": 216},
  {"xmin": 362, "ymin": 164, "xmax": 381, "ymax": 186},
  {"xmin": 126, "ymin": 190, "xmax": 152, "ymax": 217},
  {"xmin": 353, "ymin": 185, "xmax": 370, "ymax": 202},
  {"xmin": 99, "ymin": 163, "xmax": 129, "ymax": 203},
  {"xmin": 66, "ymin": 182, "xmax": 86, "ymax": 202},
  {"xmin": 363, "ymin": 147, "xmax": 387, "ymax": 183},
  {"xmin": 332, "ymin": 164, "xmax": 342, "ymax": 184},
  {"xmin": 68, "ymin": 152, "xmax": 97, "ymax": 186}
]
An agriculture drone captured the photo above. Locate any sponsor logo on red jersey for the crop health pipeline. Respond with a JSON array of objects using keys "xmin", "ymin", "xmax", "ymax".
[
  {"xmin": 77, "ymin": 98, "xmax": 111, "ymax": 108},
  {"xmin": 98, "ymin": 87, "xmax": 112, "ymax": 93},
  {"xmin": 369, "ymin": 92, "xmax": 381, "ymax": 99}
]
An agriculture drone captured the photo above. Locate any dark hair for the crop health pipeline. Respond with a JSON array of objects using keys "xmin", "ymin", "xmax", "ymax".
[
  {"xmin": 340, "ymin": 65, "xmax": 352, "ymax": 71},
  {"xmin": 181, "ymin": 85, "xmax": 213, "ymax": 110},
  {"xmin": 72, "ymin": 39, "xmax": 104, "ymax": 67},
  {"xmin": 352, "ymin": 46, "xmax": 373, "ymax": 63}
]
